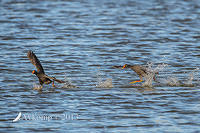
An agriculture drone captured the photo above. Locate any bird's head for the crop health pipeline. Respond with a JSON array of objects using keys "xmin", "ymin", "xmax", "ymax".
[
  {"xmin": 122, "ymin": 64, "xmax": 131, "ymax": 69},
  {"xmin": 32, "ymin": 70, "xmax": 37, "ymax": 75}
]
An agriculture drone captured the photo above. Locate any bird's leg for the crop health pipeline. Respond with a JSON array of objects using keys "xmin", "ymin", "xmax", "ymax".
[
  {"xmin": 130, "ymin": 79, "xmax": 143, "ymax": 84},
  {"xmin": 130, "ymin": 76, "xmax": 143, "ymax": 84},
  {"xmin": 52, "ymin": 80, "xmax": 55, "ymax": 87}
]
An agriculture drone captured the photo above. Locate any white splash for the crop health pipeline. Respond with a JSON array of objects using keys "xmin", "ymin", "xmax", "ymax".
[
  {"xmin": 96, "ymin": 78, "xmax": 113, "ymax": 88},
  {"xmin": 96, "ymin": 67, "xmax": 113, "ymax": 88},
  {"xmin": 32, "ymin": 83, "xmax": 42, "ymax": 91},
  {"xmin": 166, "ymin": 76, "xmax": 180, "ymax": 86},
  {"xmin": 63, "ymin": 73, "xmax": 77, "ymax": 88},
  {"xmin": 142, "ymin": 62, "xmax": 168, "ymax": 87},
  {"xmin": 185, "ymin": 68, "xmax": 199, "ymax": 85}
]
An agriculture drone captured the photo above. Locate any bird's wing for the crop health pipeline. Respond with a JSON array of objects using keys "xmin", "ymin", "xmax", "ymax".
[
  {"xmin": 27, "ymin": 50, "xmax": 45, "ymax": 74},
  {"xmin": 140, "ymin": 66, "xmax": 148, "ymax": 73},
  {"xmin": 44, "ymin": 75, "xmax": 65, "ymax": 83}
]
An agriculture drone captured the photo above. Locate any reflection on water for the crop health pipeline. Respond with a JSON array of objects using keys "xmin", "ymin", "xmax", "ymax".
[{"xmin": 1, "ymin": 0, "xmax": 200, "ymax": 132}]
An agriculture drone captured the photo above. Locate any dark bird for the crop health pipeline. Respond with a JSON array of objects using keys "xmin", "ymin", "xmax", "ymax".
[
  {"xmin": 27, "ymin": 50, "xmax": 65, "ymax": 89},
  {"xmin": 113, "ymin": 64, "xmax": 158, "ymax": 84}
]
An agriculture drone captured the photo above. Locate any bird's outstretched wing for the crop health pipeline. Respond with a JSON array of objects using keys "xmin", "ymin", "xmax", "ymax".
[{"xmin": 27, "ymin": 50, "xmax": 45, "ymax": 74}]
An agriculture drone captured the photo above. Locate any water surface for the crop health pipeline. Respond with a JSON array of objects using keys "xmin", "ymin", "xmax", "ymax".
[{"xmin": 0, "ymin": 0, "xmax": 200, "ymax": 132}]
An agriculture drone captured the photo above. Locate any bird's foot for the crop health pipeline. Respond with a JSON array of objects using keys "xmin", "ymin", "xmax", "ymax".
[
  {"xmin": 130, "ymin": 80, "xmax": 142, "ymax": 84},
  {"xmin": 52, "ymin": 83, "xmax": 55, "ymax": 87},
  {"xmin": 52, "ymin": 81, "xmax": 55, "ymax": 87}
]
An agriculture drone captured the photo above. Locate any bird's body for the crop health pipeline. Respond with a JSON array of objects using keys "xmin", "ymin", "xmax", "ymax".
[
  {"xmin": 27, "ymin": 50, "xmax": 64, "ymax": 89},
  {"xmin": 128, "ymin": 65, "xmax": 148, "ymax": 78},
  {"xmin": 36, "ymin": 73, "xmax": 52, "ymax": 85}
]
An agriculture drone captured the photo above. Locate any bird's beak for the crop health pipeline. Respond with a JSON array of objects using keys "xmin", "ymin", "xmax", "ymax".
[{"xmin": 122, "ymin": 65, "xmax": 126, "ymax": 69}]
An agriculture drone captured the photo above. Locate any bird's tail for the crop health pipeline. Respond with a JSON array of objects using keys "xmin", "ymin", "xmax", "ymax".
[
  {"xmin": 54, "ymin": 78, "xmax": 65, "ymax": 83},
  {"xmin": 45, "ymin": 75, "xmax": 65, "ymax": 83}
]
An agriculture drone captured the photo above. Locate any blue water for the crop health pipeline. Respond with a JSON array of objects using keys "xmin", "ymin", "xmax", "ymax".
[{"xmin": 1, "ymin": 0, "xmax": 200, "ymax": 132}]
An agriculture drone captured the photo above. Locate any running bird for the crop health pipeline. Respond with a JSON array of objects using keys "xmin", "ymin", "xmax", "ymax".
[
  {"xmin": 27, "ymin": 50, "xmax": 65, "ymax": 89},
  {"xmin": 113, "ymin": 64, "xmax": 158, "ymax": 84}
]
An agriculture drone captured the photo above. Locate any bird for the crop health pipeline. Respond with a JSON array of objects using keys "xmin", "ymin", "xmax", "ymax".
[
  {"xmin": 113, "ymin": 64, "xmax": 158, "ymax": 84},
  {"xmin": 27, "ymin": 50, "xmax": 65, "ymax": 89}
]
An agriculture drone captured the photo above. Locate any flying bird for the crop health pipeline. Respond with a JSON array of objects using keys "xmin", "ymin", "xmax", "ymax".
[{"xmin": 27, "ymin": 50, "xmax": 65, "ymax": 89}]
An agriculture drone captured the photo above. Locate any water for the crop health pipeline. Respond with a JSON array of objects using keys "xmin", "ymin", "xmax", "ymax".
[{"xmin": 1, "ymin": 0, "xmax": 200, "ymax": 132}]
